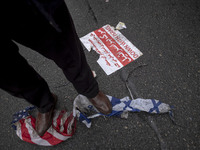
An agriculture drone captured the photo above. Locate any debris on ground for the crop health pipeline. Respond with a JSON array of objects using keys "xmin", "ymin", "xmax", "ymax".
[{"xmin": 115, "ymin": 22, "xmax": 127, "ymax": 30}]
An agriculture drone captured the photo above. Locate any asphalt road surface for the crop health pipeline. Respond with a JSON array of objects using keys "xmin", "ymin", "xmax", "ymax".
[{"xmin": 0, "ymin": 0, "xmax": 199, "ymax": 149}]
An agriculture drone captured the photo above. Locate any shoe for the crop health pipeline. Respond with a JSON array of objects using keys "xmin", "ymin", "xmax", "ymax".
[
  {"xmin": 89, "ymin": 91, "xmax": 112, "ymax": 115},
  {"xmin": 35, "ymin": 94, "xmax": 57, "ymax": 136}
]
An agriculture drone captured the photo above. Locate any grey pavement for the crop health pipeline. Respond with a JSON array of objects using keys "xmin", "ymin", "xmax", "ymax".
[{"xmin": 0, "ymin": 0, "xmax": 199, "ymax": 149}]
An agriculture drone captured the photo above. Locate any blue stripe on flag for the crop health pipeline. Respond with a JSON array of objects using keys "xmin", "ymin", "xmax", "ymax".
[
  {"xmin": 123, "ymin": 101, "xmax": 141, "ymax": 112},
  {"xmin": 149, "ymin": 99, "xmax": 161, "ymax": 114},
  {"xmin": 79, "ymin": 113, "xmax": 91, "ymax": 124},
  {"xmin": 111, "ymin": 97, "xmax": 121, "ymax": 107}
]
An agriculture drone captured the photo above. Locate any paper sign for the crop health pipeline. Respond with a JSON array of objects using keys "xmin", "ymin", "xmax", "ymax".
[{"xmin": 80, "ymin": 25, "xmax": 143, "ymax": 75}]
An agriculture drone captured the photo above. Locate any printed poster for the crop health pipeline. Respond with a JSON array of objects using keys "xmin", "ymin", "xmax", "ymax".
[{"xmin": 80, "ymin": 25, "xmax": 143, "ymax": 75}]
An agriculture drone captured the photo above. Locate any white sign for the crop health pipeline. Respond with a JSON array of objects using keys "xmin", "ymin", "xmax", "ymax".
[{"xmin": 80, "ymin": 25, "xmax": 143, "ymax": 75}]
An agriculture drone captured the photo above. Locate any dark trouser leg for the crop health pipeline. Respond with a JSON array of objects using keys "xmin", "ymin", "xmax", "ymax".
[
  {"xmin": 8, "ymin": 0, "xmax": 99, "ymax": 98},
  {"xmin": 53, "ymin": 3, "xmax": 99, "ymax": 98},
  {"xmin": 0, "ymin": 39, "xmax": 55, "ymax": 113}
]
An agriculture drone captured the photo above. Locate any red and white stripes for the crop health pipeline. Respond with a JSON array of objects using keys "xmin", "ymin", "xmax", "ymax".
[{"xmin": 14, "ymin": 110, "xmax": 76, "ymax": 146}]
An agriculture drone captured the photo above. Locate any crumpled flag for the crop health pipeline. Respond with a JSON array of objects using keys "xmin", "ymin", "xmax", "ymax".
[
  {"xmin": 73, "ymin": 95, "xmax": 172, "ymax": 128},
  {"xmin": 11, "ymin": 107, "xmax": 76, "ymax": 146},
  {"xmin": 12, "ymin": 95, "xmax": 172, "ymax": 146}
]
